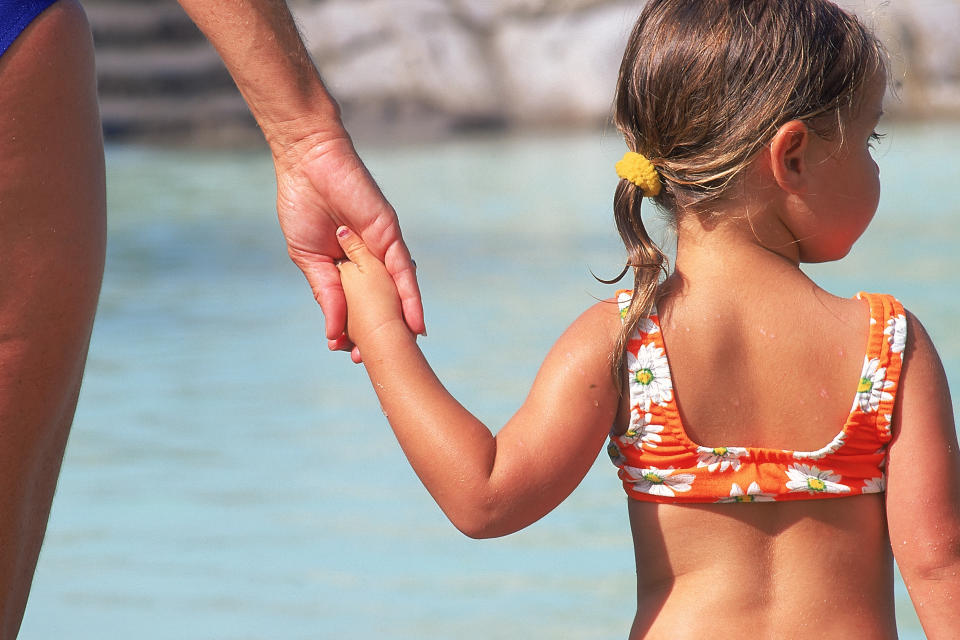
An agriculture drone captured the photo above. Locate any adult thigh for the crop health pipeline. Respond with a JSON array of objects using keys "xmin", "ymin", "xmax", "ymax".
[{"xmin": 0, "ymin": 0, "xmax": 106, "ymax": 636}]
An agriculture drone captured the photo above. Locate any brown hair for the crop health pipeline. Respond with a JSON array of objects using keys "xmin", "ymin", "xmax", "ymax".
[{"xmin": 611, "ymin": 0, "xmax": 886, "ymax": 383}]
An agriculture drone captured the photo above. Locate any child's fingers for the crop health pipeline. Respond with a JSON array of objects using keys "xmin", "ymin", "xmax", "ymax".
[{"xmin": 336, "ymin": 226, "xmax": 373, "ymax": 265}]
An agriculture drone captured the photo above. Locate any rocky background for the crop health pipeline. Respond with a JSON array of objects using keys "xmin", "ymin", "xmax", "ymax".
[{"xmin": 86, "ymin": 0, "xmax": 960, "ymax": 143}]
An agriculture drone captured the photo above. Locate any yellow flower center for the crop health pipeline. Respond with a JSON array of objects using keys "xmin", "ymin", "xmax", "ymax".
[
  {"xmin": 713, "ymin": 447, "xmax": 728, "ymax": 456},
  {"xmin": 735, "ymin": 495, "xmax": 755, "ymax": 503},
  {"xmin": 857, "ymin": 377, "xmax": 873, "ymax": 393},
  {"xmin": 635, "ymin": 369, "xmax": 654, "ymax": 386},
  {"xmin": 643, "ymin": 472, "xmax": 663, "ymax": 484},
  {"xmin": 807, "ymin": 477, "xmax": 826, "ymax": 491},
  {"xmin": 607, "ymin": 443, "xmax": 621, "ymax": 461}
]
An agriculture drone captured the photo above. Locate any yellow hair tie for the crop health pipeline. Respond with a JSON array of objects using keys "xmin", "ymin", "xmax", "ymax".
[{"xmin": 615, "ymin": 151, "xmax": 661, "ymax": 197}]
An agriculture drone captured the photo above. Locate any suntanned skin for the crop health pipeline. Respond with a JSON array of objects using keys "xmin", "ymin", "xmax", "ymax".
[
  {"xmin": 0, "ymin": 3, "xmax": 105, "ymax": 636},
  {"xmin": 174, "ymin": 0, "xmax": 424, "ymax": 358},
  {"xmin": 336, "ymin": 73, "xmax": 960, "ymax": 638},
  {"xmin": 0, "ymin": 1, "xmax": 423, "ymax": 636}
]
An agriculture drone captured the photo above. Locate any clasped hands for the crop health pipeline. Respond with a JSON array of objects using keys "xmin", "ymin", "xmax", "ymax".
[{"xmin": 273, "ymin": 128, "xmax": 422, "ymax": 362}]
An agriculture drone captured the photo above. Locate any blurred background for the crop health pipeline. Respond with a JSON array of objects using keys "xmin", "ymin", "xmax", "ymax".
[
  {"xmin": 87, "ymin": 0, "xmax": 960, "ymax": 143},
  {"xmin": 18, "ymin": 1, "xmax": 960, "ymax": 639}
]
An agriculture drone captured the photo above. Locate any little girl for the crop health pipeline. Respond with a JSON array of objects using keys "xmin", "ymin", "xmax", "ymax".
[{"xmin": 334, "ymin": 0, "xmax": 960, "ymax": 637}]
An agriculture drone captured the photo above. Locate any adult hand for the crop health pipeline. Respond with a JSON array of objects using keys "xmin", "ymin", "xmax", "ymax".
[
  {"xmin": 272, "ymin": 125, "xmax": 424, "ymax": 355},
  {"xmin": 172, "ymin": 0, "xmax": 421, "ymax": 357}
]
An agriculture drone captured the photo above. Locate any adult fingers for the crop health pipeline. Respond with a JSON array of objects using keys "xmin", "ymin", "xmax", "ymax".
[
  {"xmin": 382, "ymin": 240, "xmax": 425, "ymax": 336},
  {"xmin": 300, "ymin": 259, "xmax": 347, "ymax": 341},
  {"xmin": 327, "ymin": 337, "xmax": 363, "ymax": 364},
  {"xmin": 327, "ymin": 333, "xmax": 354, "ymax": 352},
  {"xmin": 394, "ymin": 263, "xmax": 425, "ymax": 337}
]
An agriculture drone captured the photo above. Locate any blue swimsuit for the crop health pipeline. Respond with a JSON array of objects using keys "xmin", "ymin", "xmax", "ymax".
[{"xmin": 0, "ymin": 0, "xmax": 58, "ymax": 58}]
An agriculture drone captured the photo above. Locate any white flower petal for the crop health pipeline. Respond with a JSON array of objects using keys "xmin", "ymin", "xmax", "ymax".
[
  {"xmin": 884, "ymin": 314, "xmax": 907, "ymax": 355},
  {"xmin": 863, "ymin": 476, "xmax": 886, "ymax": 493},
  {"xmin": 647, "ymin": 484, "xmax": 676, "ymax": 497}
]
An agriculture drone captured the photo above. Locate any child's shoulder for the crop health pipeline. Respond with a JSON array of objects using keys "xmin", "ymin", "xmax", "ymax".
[
  {"xmin": 543, "ymin": 298, "xmax": 623, "ymax": 373},
  {"xmin": 566, "ymin": 297, "xmax": 624, "ymax": 341}
]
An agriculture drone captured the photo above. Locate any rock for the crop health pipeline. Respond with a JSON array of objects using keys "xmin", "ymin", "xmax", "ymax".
[
  {"xmin": 296, "ymin": 0, "xmax": 640, "ymax": 135},
  {"xmin": 298, "ymin": 0, "xmax": 504, "ymax": 133},
  {"xmin": 87, "ymin": 0, "xmax": 960, "ymax": 143},
  {"xmin": 297, "ymin": 0, "xmax": 960, "ymax": 137},
  {"xmin": 491, "ymin": 4, "xmax": 634, "ymax": 125},
  {"xmin": 838, "ymin": 0, "xmax": 960, "ymax": 118}
]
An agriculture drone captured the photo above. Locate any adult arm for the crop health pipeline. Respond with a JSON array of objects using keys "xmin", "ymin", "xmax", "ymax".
[
  {"xmin": 886, "ymin": 311, "xmax": 960, "ymax": 638},
  {"xmin": 334, "ymin": 228, "xmax": 622, "ymax": 538},
  {"xmin": 174, "ymin": 0, "xmax": 424, "ymax": 348}
]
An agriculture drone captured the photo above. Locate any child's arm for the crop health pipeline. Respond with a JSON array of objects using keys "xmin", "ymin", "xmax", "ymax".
[
  {"xmin": 335, "ymin": 228, "xmax": 622, "ymax": 538},
  {"xmin": 885, "ymin": 311, "xmax": 960, "ymax": 637}
]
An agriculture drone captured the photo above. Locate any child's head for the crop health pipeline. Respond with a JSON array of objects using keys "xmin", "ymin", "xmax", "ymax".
[
  {"xmin": 614, "ymin": 0, "xmax": 885, "ymax": 214},
  {"xmin": 610, "ymin": 0, "xmax": 886, "ymax": 379}
]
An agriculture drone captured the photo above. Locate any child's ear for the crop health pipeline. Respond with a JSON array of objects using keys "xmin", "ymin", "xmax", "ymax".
[{"xmin": 768, "ymin": 120, "xmax": 810, "ymax": 194}]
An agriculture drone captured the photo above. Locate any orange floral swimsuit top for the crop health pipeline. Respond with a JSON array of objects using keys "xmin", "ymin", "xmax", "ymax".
[{"xmin": 607, "ymin": 291, "xmax": 906, "ymax": 503}]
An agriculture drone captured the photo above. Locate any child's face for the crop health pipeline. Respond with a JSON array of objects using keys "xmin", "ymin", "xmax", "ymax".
[{"xmin": 796, "ymin": 73, "xmax": 885, "ymax": 263}]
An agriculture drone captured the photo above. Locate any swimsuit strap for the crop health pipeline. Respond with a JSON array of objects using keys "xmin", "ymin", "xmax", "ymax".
[{"xmin": 855, "ymin": 292, "xmax": 907, "ymax": 444}]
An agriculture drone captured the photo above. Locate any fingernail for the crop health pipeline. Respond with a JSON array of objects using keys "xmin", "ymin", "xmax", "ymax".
[{"xmin": 337, "ymin": 226, "xmax": 350, "ymax": 238}]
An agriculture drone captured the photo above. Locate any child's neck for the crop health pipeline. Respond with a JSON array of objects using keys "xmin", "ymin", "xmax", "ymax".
[{"xmin": 667, "ymin": 200, "xmax": 817, "ymax": 300}]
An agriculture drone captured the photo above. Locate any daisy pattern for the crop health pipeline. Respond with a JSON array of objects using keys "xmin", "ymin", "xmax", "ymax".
[
  {"xmin": 627, "ymin": 343, "xmax": 673, "ymax": 410},
  {"xmin": 884, "ymin": 314, "xmax": 907, "ymax": 356},
  {"xmin": 616, "ymin": 292, "xmax": 659, "ymax": 335},
  {"xmin": 696, "ymin": 446, "xmax": 748, "ymax": 472},
  {"xmin": 853, "ymin": 357, "xmax": 894, "ymax": 413},
  {"xmin": 607, "ymin": 441, "xmax": 626, "ymax": 467},
  {"xmin": 862, "ymin": 475, "xmax": 886, "ymax": 493},
  {"xmin": 717, "ymin": 482, "xmax": 776, "ymax": 503},
  {"xmin": 785, "ymin": 464, "xmax": 851, "ymax": 495},
  {"xmin": 619, "ymin": 407, "xmax": 664, "ymax": 449},
  {"xmin": 793, "ymin": 431, "xmax": 846, "ymax": 461},
  {"xmin": 877, "ymin": 413, "xmax": 892, "ymax": 437},
  {"xmin": 637, "ymin": 316, "xmax": 659, "ymax": 335},
  {"xmin": 623, "ymin": 466, "xmax": 695, "ymax": 497}
]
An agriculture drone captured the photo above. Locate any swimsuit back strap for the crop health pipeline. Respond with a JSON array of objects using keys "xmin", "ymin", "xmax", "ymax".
[{"xmin": 856, "ymin": 292, "xmax": 907, "ymax": 444}]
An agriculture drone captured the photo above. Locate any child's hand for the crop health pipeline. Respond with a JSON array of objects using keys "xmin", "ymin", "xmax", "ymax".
[{"xmin": 335, "ymin": 226, "xmax": 410, "ymax": 361}]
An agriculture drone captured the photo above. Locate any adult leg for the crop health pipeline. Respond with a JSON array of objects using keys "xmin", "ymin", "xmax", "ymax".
[{"xmin": 0, "ymin": 1, "xmax": 105, "ymax": 636}]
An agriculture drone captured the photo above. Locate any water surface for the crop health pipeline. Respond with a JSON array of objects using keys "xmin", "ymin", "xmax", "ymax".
[{"xmin": 20, "ymin": 124, "xmax": 958, "ymax": 639}]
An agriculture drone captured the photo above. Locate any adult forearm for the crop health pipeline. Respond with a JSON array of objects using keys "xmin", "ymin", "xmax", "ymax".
[{"xmin": 175, "ymin": 0, "xmax": 339, "ymax": 153}]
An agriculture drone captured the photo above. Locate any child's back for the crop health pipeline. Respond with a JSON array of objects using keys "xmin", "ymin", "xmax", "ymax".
[
  {"xmin": 622, "ymin": 251, "xmax": 899, "ymax": 637},
  {"xmin": 657, "ymin": 254, "xmax": 867, "ymax": 452}
]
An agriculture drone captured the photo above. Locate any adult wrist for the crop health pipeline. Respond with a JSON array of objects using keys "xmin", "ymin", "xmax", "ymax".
[{"xmin": 259, "ymin": 88, "xmax": 346, "ymax": 162}]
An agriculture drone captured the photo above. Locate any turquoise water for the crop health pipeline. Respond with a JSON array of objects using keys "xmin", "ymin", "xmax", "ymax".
[{"xmin": 19, "ymin": 124, "xmax": 958, "ymax": 638}]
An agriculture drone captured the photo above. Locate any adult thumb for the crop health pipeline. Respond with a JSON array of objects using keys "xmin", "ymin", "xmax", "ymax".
[{"xmin": 336, "ymin": 226, "xmax": 370, "ymax": 264}]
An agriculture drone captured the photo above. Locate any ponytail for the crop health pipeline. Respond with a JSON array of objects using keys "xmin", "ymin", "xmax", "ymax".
[{"xmin": 609, "ymin": 179, "xmax": 669, "ymax": 389}]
